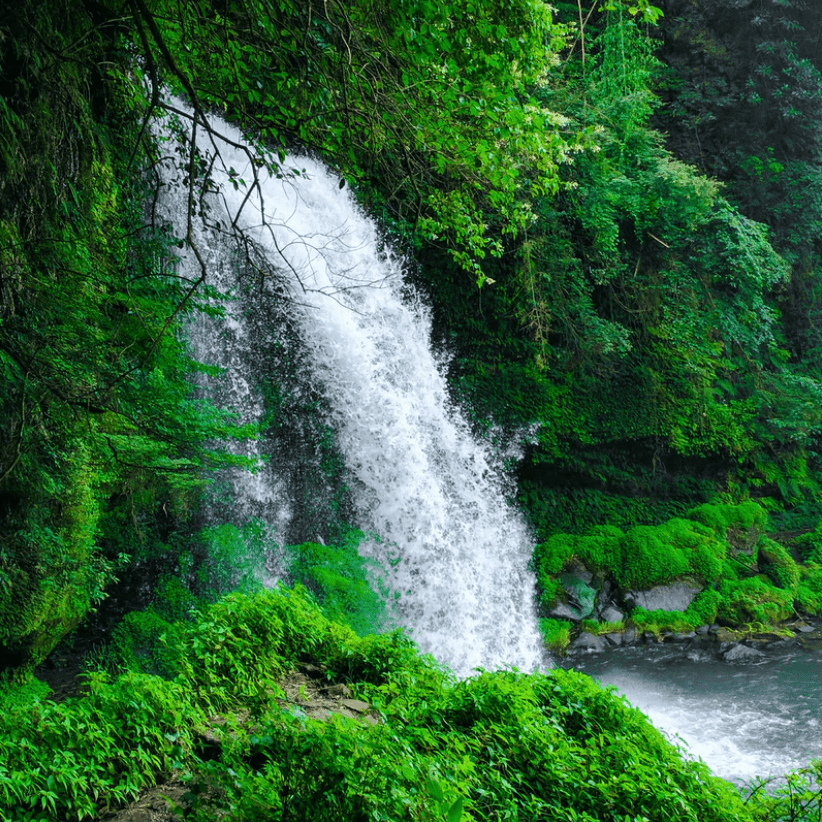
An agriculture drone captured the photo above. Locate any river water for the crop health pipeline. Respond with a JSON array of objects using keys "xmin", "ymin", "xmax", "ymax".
[{"xmin": 565, "ymin": 646, "xmax": 822, "ymax": 784}]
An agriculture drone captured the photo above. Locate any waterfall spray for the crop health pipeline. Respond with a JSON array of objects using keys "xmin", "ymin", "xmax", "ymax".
[{"xmin": 156, "ymin": 101, "xmax": 548, "ymax": 676}]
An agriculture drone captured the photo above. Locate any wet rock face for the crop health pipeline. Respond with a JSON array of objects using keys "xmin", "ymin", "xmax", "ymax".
[
  {"xmin": 570, "ymin": 632, "xmax": 609, "ymax": 653},
  {"xmin": 624, "ymin": 582, "xmax": 702, "ymax": 613},
  {"xmin": 562, "ymin": 619, "xmax": 822, "ymax": 665}
]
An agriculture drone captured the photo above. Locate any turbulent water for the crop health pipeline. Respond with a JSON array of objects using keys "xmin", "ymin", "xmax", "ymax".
[
  {"xmin": 567, "ymin": 647, "xmax": 822, "ymax": 784},
  {"xmin": 156, "ymin": 102, "xmax": 547, "ymax": 677}
]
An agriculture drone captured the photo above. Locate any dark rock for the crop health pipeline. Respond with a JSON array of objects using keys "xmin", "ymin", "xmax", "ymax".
[
  {"xmin": 604, "ymin": 632, "xmax": 623, "ymax": 646},
  {"xmin": 545, "ymin": 601, "xmax": 582, "ymax": 622},
  {"xmin": 599, "ymin": 605, "xmax": 624, "ymax": 624},
  {"xmin": 722, "ymin": 644, "xmax": 766, "ymax": 662},
  {"xmin": 793, "ymin": 622, "xmax": 816, "ymax": 634},
  {"xmin": 695, "ymin": 625, "xmax": 710, "ymax": 635},
  {"xmin": 569, "ymin": 632, "xmax": 609, "ymax": 652},
  {"xmin": 622, "ymin": 628, "xmax": 636, "ymax": 644},
  {"xmin": 664, "ymin": 632, "xmax": 696, "ymax": 643},
  {"xmin": 559, "ymin": 573, "xmax": 597, "ymax": 619}
]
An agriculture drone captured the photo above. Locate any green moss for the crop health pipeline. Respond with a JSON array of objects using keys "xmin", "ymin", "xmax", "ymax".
[
  {"xmin": 687, "ymin": 501, "xmax": 767, "ymax": 545},
  {"xmin": 533, "ymin": 533, "xmax": 578, "ymax": 577},
  {"xmin": 630, "ymin": 608, "xmax": 696, "ymax": 637},
  {"xmin": 577, "ymin": 524, "xmax": 625, "ymax": 571},
  {"xmin": 539, "ymin": 618, "xmax": 572, "ymax": 654},
  {"xmin": 717, "ymin": 576, "xmax": 794, "ymax": 625},
  {"xmin": 617, "ymin": 524, "xmax": 690, "ymax": 590},
  {"xmin": 580, "ymin": 618, "xmax": 625, "ymax": 635},
  {"xmin": 685, "ymin": 589, "xmax": 722, "ymax": 626},
  {"xmin": 757, "ymin": 537, "xmax": 800, "ymax": 595},
  {"xmin": 796, "ymin": 563, "xmax": 822, "ymax": 615}
]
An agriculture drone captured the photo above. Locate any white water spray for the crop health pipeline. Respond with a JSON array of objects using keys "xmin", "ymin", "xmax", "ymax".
[{"xmin": 156, "ymin": 103, "xmax": 547, "ymax": 676}]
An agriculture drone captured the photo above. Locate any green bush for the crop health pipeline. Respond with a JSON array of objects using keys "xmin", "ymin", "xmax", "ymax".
[
  {"xmin": 793, "ymin": 523, "xmax": 822, "ymax": 565},
  {"xmin": 0, "ymin": 671, "xmax": 203, "ymax": 821},
  {"xmin": 717, "ymin": 576, "xmax": 794, "ymax": 625},
  {"xmin": 178, "ymin": 590, "xmax": 288, "ymax": 708},
  {"xmin": 688, "ymin": 501, "xmax": 768, "ymax": 545},
  {"xmin": 757, "ymin": 538, "xmax": 800, "ymax": 595},
  {"xmin": 285, "ymin": 530, "xmax": 386, "ymax": 636},
  {"xmin": 539, "ymin": 618, "xmax": 572, "ymax": 653},
  {"xmin": 0, "ymin": 583, "xmax": 803, "ymax": 822},
  {"xmin": 108, "ymin": 609, "xmax": 183, "ymax": 679}
]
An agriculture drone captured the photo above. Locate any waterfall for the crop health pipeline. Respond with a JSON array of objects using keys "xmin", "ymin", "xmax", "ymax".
[{"xmin": 155, "ymin": 102, "xmax": 547, "ymax": 676}]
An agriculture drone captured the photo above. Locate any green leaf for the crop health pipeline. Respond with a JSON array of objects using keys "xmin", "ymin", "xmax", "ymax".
[{"xmin": 447, "ymin": 796, "xmax": 464, "ymax": 822}]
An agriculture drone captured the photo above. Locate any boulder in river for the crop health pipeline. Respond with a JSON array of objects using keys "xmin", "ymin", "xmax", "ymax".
[
  {"xmin": 569, "ymin": 632, "xmax": 609, "ymax": 652},
  {"xmin": 722, "ymin": 644, "xmax": 766, "ymax": 662}
]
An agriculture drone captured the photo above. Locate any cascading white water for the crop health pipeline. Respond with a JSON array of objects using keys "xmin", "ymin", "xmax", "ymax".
[{"xmin": 155, "ymin": 102, "xmax": 547, "ymax": 676}]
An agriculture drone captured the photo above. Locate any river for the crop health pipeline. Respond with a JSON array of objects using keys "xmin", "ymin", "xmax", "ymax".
[{"xmin": 565, "ymin": 646, "xmax": 822, "ymax": 784}]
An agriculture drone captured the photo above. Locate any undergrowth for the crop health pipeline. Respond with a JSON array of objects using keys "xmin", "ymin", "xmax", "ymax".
[{"xmin": 0, "ymin": 584, "xmax": 819, "ymax": 821}]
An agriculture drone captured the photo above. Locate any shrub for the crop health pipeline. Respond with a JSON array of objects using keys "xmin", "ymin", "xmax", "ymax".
[
  {"xmin": 618, "ymin": 524, "xmax": 690, "ymax": 589},
  {"xmin": 717, "ymin": 576, "xmax": 794, "ymax": 625},
  {"xmin": 285, "ymin": 531, "xmax": 386, "ymax": 636},
  {"xmin": 539, "ymin": 618, "xmax": 572, "ymax": 653},
  {"xmin": 178, "ymin": 591, "xmax": 288, "ymax": 708},
  {"xmin": 688, "ymin": 501, "xmax": 767, "ymax": 548},
  {"xmin": 757, "ymin": 538, "xmax": 800, "ymax": 595},
  {"xmin": 108, "ymin": 609, "xmax": 183, "ymax": 679}
]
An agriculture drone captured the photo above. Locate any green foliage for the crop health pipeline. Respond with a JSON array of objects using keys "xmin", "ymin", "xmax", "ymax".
[
  {"xmin": 617, "ymin": 520, "xmax": 701, "ymax": 590},
  {"xmin": 108, "ymin": 609, "xmax": 183, "ymax": 679},
  {"xmin": 758, "ymin": 537, "xmax": 801, "ymax": 595},
  {"xmin": 285, "ymin": 530, "xmax": 387, "ymax": 637},
  {"xmin": 630, "ymin": 589, "xmax": 721, "ymax": 634},
  {"xmin": 0, "ymin": 583, "xmax": 810, "ymax": 822},
  {"xmin": 0, "ymin": 0, "xmax": 258, "ymax": 672},
  {"xmin": 177, "ymin": 591, "xmax": 288, "ymax": 709},
  {"xmin": 530, "ymin": 503, "xmax": 813, "ymax": 632},
  {"xmin": 717, "ymin": 576, "xmax": 794, "ymax": 626},
  {"xmin": 0, "ymin": 670, "xmax": 203, "ymax": 821},
  {"xmin": 686, "ymin": 588, "xmax": 723, "ymax": 626},
  {"xmin": 194, "ymin": 520, "xmax": 272, "ymax": 596},
  {"xmin": 793, "ymin": 522, "xmax": 822, "ymax": 565},
  {"xmin": 539, "ymin": 618, "xmax": 573, "ymax": 653},
  {"xmin": 688, "ymin": 501, "xmax": 769, "ymax": 541},
  {"xmin": 630, "ymin": 608, "xmax": 696, "ymax": 636}
]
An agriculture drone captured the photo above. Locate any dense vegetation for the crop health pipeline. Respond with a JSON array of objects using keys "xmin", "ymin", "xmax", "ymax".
[
  {"xmin": 2, "ymin": 584, "xmax": 820, "ymax": 821},
  {"xmin": 4, "ymin": 0, "xmax": 822, "ymax": 816}
]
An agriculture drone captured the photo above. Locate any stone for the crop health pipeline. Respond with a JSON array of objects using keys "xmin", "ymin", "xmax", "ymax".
[
  {"xmin": 722, "ymin": 644, "xmax": 765, "ymax": 662},
  {"xmin": 569, "ymin": 632, "xmax": 608, "ymax": 652},
  {"xmin": 545, "ymin": 601, "xmax": 581, "ymax": 621},
  {"xmin": 599, "ymin": 605, "xmax": 624, "ymax": 624},
  {"xmin": 604, "ymin": 632, "xmax": 623, "ymax": 646},
  {"xmin": 559, "ymin": 573, "xmax": 597, "ymax": 619},
  {"xmin": 663, "ymin": 632, "xmax": 696, "ymax": 643},
  {"xmin": 624, "ymin": 582, "xmax": 702, "ymax": 613},
  {"xmin": 341, "ymin": 698, "xmax": 371, "ymax": 714},
  {"xmin": 622, "ymin": 628, "xmax": 636, "ymax": 644},
  {"xmin": 695, "ymin": 624, "xmax": 710, "ymax": 635},
  {"xmin": 713, "ymin": 628, "xmax": 740, "ymax": 644}
]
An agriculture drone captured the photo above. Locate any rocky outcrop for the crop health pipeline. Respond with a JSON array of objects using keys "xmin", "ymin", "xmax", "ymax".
[{"xmin": 624, "ymin": 582, "xmax": 702, "ymax": 613}]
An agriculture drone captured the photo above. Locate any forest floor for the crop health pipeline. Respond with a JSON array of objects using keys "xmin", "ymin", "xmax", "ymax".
[{"xmin": 96, "ymin": 663, "xmax": 380, "ymax": 821}]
